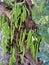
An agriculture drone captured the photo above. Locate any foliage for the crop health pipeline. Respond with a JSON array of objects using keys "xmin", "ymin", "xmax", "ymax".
[
  {"xmin": 37, "ymin": 41, "xmax": 49, "ymax": 65},
  {"xmin": 37, "ymin": 21, "xmax": 49, "ymax": 65},
  {"xmin": 32, "ymin": 0, "xmax": 49, "ymax": 65},
  {"xmin": 9, "ymin": 48, "xmax": 16, "ymax": 65},
  {"xmin": 12, "ymin": 4, "xmax": 27, "ymax": 29},
  {"xmin": 32, "ymin": 0, "xmax": 49, "ymax": 24},
  {"xmin": 0, "ymin": 2, "xmax": 40, "ymax": 64},
  {"xmin": 0, "ymin": 2, "xmax": 28, "ymax": 64},
  {"xmin": 0, "ymin": 62, "xmax": 3, "ymax": 65},
  {"xmin": 0, "ymin": 0, "xmax": 49, "ymax": 65}
]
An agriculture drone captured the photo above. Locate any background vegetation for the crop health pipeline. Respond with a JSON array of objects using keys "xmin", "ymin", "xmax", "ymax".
[{"xmin": 0, "ymin": 0, "xmax": 49, "ymax": 65}]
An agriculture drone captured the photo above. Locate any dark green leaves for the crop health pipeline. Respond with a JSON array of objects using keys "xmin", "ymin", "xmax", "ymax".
[
  {"xmin": 37, "ymin": 41, "xmax": 49, "ymax": 65},
  {"xmin": 32, "ymin": 0, "xmax": 49, "ymax": 22},
  {"xmin": 37, "ymin": 23, "xmax": 49, "ymax": 43}
]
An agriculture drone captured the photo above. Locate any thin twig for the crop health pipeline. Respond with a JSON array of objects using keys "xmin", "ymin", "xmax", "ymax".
[{"xmin": 0, "ymin": 4, "xmax": 12, "ymax": 19}]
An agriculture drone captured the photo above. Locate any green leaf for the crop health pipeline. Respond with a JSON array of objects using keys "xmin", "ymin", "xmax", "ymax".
[
  {"xmin": 27, "ymin": 30, "xmax": 32, "ymax": 48},
  {"xmin": 9, "ymin": 55, "xmax": 16, "ymax": 65},
  {"xmin": 9, "ymin": 48, "xmax": 16, "ymax": 65},
  {"xmin": 20, "ymin": 5, "xmax": 26, "ymax": 22}
]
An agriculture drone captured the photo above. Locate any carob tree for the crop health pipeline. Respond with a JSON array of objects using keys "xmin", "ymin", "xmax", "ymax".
[{"xmin": 0, "ymin": 0, "xmax": 42, "ymax": 65}]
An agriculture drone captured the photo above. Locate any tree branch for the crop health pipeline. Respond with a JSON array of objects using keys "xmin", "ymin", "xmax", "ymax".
[{"xmin": 0, "ymin": 4, "xmax": 12, "ymax": 19}]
